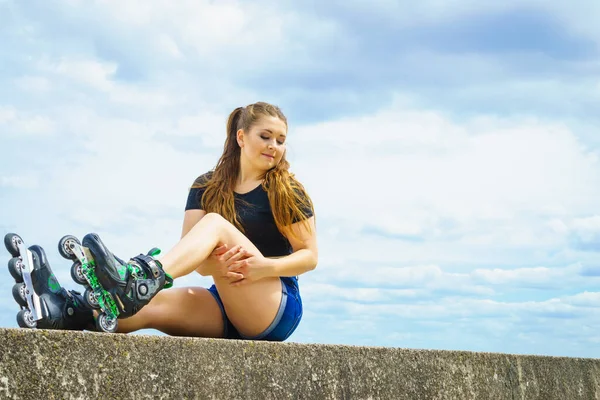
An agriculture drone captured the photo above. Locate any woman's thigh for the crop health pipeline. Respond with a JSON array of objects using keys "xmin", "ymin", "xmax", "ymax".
[
  {"xmin": 195, "ymin": 214, "xmax": 285, "ymax": 338},
  {"xmin": 120, "ymin": 286, "xmax": 225, "ymax": 338}
]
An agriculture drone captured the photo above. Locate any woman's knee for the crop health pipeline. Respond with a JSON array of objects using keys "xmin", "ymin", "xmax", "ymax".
[
  {"xmin": 203, "ymin": 212, "xmax": 226, "ymax": 225},
  {"xmin": 146, "ymin": 288, "xmax": 169, "ymax": 309},
  {"xmin": 202, "ymin": 212, "xmax": 241, "ymax": 241},
  {"xmin": 199, "ymin": 213, "xmax": 228, "ymax": 235}
]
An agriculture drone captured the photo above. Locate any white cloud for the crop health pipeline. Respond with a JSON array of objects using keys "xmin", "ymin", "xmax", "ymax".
[
  {"xmin": 546, "ymin": 215, "xmax": 600, "ymax": 251},
  {"xmin": 451, "ymin": 78, "xmax": 600, "ymax": 111},
  {"xmin": 307, "ymin": 254, "xmax": 597, "ymax": 297},
  {"xmin": 170, "ymin": 112, "xmax": 229, "ymax": 148},
  {"xmin": 563, "ymin": 291, "xmax": 600, "ymax": 307},
  {"xmin": 15, "ymin": 76, "xmax": 52, "ymax": 93},
  {"xmin": 0, "ymin": 107, "xmax": 55, "ymax": 137},
  {"xmin": 35, "ymin": 57, "xmax": 175, "ymax": 109},
  {"xmin": 331, "ymin": 291, "xmax": 600, "ymax": 320},
  {"xmin": 293, "ymin": 100, "xmax": 600, "ymax": 252},
  {"xmin": 0, "ymin": 106, "xmax": 16, "ymax": 123},
  {"xmin": 0, "ymin": 175, "xmax": 39, "ymax": 189},
  {"xmin": 50, "ymin": 58, "xmax": 117, "ymax": 90},
  {"xmin": 24, "ymin": 0, "xmax": 340, "ymax": 74},
  {"xmin": 301, "ymin": 283, "xmax": 420, "ymax": 302},
  {"xmin": 571, "ymin": 216, "xmax": 600, "ymax": 239},
  {"xmin": 472, "ymin": 266, "xmax": 552, "ymax": 285}
]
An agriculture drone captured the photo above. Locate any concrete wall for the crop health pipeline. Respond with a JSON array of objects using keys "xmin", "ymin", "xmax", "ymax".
[{"xmin": 0, "ymin": 328, "xmax": 598, "ymax": 399}]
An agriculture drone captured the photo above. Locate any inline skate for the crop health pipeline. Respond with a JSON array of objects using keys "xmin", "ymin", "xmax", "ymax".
[
  {"xmin": 4, "ymin": 233, "xmax": 94, "ymax": 330},
  {"xmin": 58, "ymin": 232, "xmax": 173, "ymax": 333}
]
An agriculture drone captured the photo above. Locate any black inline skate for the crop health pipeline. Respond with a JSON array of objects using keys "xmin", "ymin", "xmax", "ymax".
[
  {"xmin": 58, "ymin": 232, "xmax": 173, "ymax": 333},
  {"xmin": 4, "ymin": 233, "xmax": 94, "ymax": 330}
]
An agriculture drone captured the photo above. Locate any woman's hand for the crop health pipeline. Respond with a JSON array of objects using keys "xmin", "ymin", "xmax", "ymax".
[
  {"xmin": 227, "ymin": 252, "xmax": 274, "ymax": 286},
  {"xmin": 208, "ymin": 244, "xmax": 249, "ymax": 282}
]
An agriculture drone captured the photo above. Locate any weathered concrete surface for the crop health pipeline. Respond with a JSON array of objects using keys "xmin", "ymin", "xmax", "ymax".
[{"xmin": 0, "ymin": 328, "xmax": 599, "ymax": 400}]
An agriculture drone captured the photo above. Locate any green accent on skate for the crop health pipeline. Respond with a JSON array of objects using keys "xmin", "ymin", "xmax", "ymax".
[
  {"xmin": 128, "ymin": 263, "xmax": 146, "ymax": 279},
  {"xmin": 117, "ymin": 265, "xmax": 128, "ymax": 280},
  {"xmin": 149, "ymin": 248, "xmax": 161, "ymax": 257},
  {"xmin": 81, "ymin": 260, "xmax": 120, "ymax": 322},
  {"xmin": 48, "ymin": 276, "xmax": 61, "ymax": 294},
  {"xmin": 164, "ymin": 273, "xmax": 173, "ymax": 289},
  {"xmin": 117, "ymin": 263, "xmax": 148, "ymax": 281}
]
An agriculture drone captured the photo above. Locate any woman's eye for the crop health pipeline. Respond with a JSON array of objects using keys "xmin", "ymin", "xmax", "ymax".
[{"xmin": 260, "ymin": 135, "xmax": 284, "ymax": 145}]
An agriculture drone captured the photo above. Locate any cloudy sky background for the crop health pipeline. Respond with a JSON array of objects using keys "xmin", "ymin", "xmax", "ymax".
[{"xmin": 1, "ymin": 0, "xmax": 600, "ymax": 358}]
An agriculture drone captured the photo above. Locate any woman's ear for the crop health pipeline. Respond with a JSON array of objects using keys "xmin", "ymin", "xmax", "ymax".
[{"xmin": 236, "ymin": 128, "xmax": 244, "ymax": 148}]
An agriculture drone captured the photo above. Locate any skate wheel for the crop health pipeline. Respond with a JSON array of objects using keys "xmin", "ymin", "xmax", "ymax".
[
  {"xmin": 8, "ymin": 257, "xmax": 23, "ymax": 283},
  {"xmin": 96, "ymin": 313, "xmax": 117, "ymax": 333},
  {"xmin": 83, "ymin": 288, "xmax": 100, "ymax": 310},
  {"xmin": 16, "ymin": 309, "xmax": 37, "ymax": 329},
  {"xmin": 58, "ymin": 235, "xmax": 81, "ymax": 260},
  {"xmin": 4, "ymin": 233, "xmax": 23, "ymax": 258},
  {"xmin": 70, "ymin": 262, "xmax": 86, "ymax": 285},
  {"xmin": 12, "ymin": 283, "xmax": 27, "ymax": 307}
]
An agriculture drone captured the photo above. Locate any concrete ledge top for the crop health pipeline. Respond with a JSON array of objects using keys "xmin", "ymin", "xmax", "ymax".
[{"xmin": 0, "ymin": 328, "xmax": 598, "ymax": 399}]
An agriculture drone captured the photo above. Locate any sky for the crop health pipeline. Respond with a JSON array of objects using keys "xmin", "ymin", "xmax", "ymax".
[{"xmin": 1, "ymin": 0, "xmax": 600, "ymax": 359}]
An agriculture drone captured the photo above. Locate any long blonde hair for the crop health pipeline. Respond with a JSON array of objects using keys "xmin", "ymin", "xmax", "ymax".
[{"xmin": 192, "ymin": 102, "xmax": 314, "ymax": 241}]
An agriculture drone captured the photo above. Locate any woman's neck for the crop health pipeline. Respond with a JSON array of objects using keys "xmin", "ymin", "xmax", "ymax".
[
  {"xmin": 237, "ymin": 172, "xmax": 262, "ymax": 185},
  {"xmin": 235, "ymin": 169, "xmax": 264, "ymax": 194},
  {"xmin": 237, "ymin": 158, "xmax": 264, "ymax": 185}
]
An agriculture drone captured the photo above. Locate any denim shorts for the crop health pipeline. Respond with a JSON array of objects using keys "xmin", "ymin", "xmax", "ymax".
[{"xmin": 207, "ymin": 277, "xmax": 303, "ymax": 341}]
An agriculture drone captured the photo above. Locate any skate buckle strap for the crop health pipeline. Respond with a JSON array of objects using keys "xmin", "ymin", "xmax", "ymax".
[
  {"xmin": 133, "ymin": 254, "xmax": 162, "ymax": 278},
  {"xmin": 130, "ymin": 254, "xmax": 172, "ymax": 289},
  {"xmin": 148, "ymin": 260, "xmax": 160, "ymax": 278}
]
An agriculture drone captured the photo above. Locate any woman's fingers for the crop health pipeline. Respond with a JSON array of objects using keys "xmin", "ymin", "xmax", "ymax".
[
  {"xmin": 229, "ymin": 248, "xmax": 247, "ymax": 263},
  {"xmin": 228, "ymin": 259, "xmax": 248, "ymax": 270},
  {"xmin": 226, "ymin": 271, "xmax": 244, "ymax": 281},
  {"xmin": 220, "ymin": 245, "xmax": 247, "ymax": 263},
  {"xmin": 213, "ymin": 244, "xmax": 228, "ymax": 256},
  {"xmin": 230, "ymin": 278, "xmax": 247, "ymax": 287},
  {"xmin": 218, "ymin": 245, "xmax": 236, "ymax": 259}
]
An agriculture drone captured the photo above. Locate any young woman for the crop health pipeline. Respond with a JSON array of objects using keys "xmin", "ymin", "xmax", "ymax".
[{"xmin": 75, "ymin": 101, "xmax": 318, "ymax": 341}]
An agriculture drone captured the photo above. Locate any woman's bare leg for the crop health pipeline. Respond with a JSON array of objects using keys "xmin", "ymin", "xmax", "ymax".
[
  {"xmin": 159, "ymin": 213, "xmax": 244, "ymax": 279},
  {"xmin": 114, "ymin": 286, "xmax": 224, "ymax": 337},
  {"xmin": 159, "ymin": 212, "xmax": 283, "ymax": 338}
]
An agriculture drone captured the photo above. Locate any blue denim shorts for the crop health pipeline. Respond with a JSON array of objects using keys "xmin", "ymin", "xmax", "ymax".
[{"xmin": 207, "ymin": 277, "xmax": 303, "ymax": 341}]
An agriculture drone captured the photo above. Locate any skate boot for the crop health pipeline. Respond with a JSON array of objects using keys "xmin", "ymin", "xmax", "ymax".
[
  {"xmin": 4, "ymin": 233, "xmax": 94, "ymax": 330},
  {"xmin": 58, "ymin": 232, "xmax": 173, "ymax": 333}
]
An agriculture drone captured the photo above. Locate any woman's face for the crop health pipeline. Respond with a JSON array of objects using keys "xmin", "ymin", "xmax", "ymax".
[{"xmin": 238, "ymin": 116, "xmax": 287, "ymax": 174}]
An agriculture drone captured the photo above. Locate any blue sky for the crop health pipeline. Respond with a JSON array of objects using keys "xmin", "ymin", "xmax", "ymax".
[{"xmin": 1, "ymin": 0, "xmax": 600, "ymax": 358}]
